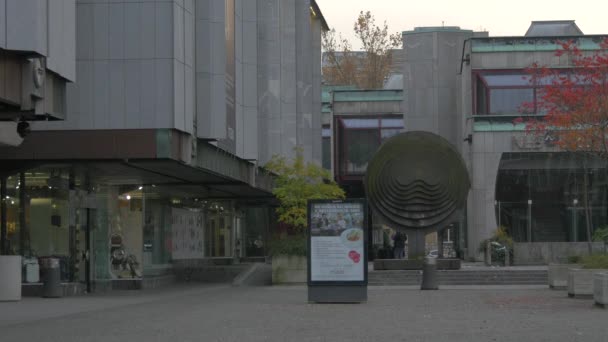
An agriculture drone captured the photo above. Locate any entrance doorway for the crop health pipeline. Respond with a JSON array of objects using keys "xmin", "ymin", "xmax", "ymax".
[{"xmin": 205, "ymin": 214, "xmax": 233, "ymax": 258}]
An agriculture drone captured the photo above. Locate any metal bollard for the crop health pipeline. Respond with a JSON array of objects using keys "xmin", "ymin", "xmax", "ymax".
[{"xmin": 420, "ymin": 256, "xmax": 438, "ymax": 290}]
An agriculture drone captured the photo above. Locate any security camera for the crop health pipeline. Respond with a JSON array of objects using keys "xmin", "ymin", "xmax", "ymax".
[{"xmin": 17, "ymin": 121, "xmax": 31, "ymax": 138}]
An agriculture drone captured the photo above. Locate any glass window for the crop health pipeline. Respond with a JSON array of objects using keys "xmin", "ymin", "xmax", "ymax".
[
  {"xmin": 343, "ymin": 129, "xmax": 380, "ymax": 175},
  {"xmin": 475, "ymin": 71, "xmax": 591, "ymax": 115},
  {"xmin": 381, "ymin": 118, "xmax": 404, "ymax": 128},
  {"xmin": 489, "ymin": 88, "xmax": 534, "ymax": 115},
  {"xmin": 143, "ymin": 198, "xmax": 173, "ymax": 274},
  {"xmin": 495, "ymin": 153, "xmax": 608, "ymax": 243},
  {"xmin": 22, "ymin": 168, "xmax": 73, "ymax": 281},
  {"xmin": 483, "ymin": 74, "xmax": 531, "ymax": 87},
  {"xmin": 476, "ymin": 78, "xmax": 488, "ymax": 114},
  {"xmin": 3, "ymin": 176, "xmax": 20, "ymax": 256},
  {"xmin": 244, "ymin": 207, "xmax": 269, "ymax": 257},
  {"xmin": 336, "ymin": 116, "xmax": 404, "ymax": 177},
  {"xmin": 322, "ymin": 137, "xmax": 331, "ymax": 170},
  {"xmin": 204, "ymin": 201, "xmax": 234, "ymax": 258},
  {"xmin": 381, "ymin": 128, "xmax": 402, "ymax": 142},
  {"xmin": 341, "ymin": 118, "xmax": 379, "ymax": 129}
]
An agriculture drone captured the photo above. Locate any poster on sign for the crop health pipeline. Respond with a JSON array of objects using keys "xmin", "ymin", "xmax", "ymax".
[{"xmin": 308, "ymin": 199, "xmax": 368, "ymax": 286}]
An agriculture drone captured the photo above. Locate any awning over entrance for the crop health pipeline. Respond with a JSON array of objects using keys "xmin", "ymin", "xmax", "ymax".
[{"xmin": 0, "ymin": 129, "xmax": 275, "ymax": 201}]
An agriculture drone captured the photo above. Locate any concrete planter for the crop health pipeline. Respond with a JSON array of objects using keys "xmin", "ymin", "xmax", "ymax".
[
  {"xmin": 568, "ymin": 268, "xmax": 604, "ymax": 298},
  {"xmin": 594, "ymin": 272, "xmax": 608, "ymax": 307},
  {"xmin": 548, "ymin": 263, "xmax": 579, "ymax": 289},
  {"xmin": 272, "ymin": 255, "xmax": 306, "ymax": 285},
  {"xmin": 0, "ymin": 255, "xmax": 22, "ymax": 301}
]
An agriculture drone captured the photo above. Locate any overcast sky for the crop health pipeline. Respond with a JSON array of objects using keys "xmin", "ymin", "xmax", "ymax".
[{"xmin": 315, "ymin": 0, "xmax": 608, "ymax": 50}]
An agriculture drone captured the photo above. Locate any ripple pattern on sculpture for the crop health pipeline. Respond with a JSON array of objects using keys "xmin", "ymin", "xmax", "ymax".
[{"xmin": 364, "ymin": 131, "xmax": 470, "ymax": 230}]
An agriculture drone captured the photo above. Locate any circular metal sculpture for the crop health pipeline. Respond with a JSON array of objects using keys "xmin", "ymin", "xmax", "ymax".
[{"xmin": 364, "ymin": 131, "xmax": 470, "ymax": 232}]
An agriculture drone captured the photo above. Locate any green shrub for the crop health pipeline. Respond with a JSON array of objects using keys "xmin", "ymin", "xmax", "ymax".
[
  {"xmin": 477, "ymin": 227, "xmax": 513, "ymax": 265},
  {"xmin": 566, "ymin": 255, "xmax": 582, "ymax": 264},
  {"xmin": 592, "ymin": 227, "xmax": 608, "ymax": 243},
  {"xmin": 268, "ymin": 234, "xmax": 307, "ymax": 257},
  {"xmin": 580, "ymin": 254, "xmax": 608, "ymax": 269}
]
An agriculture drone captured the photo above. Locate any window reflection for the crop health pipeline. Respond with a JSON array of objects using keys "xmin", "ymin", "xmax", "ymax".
[
  {"xmin": 336, "ymin": 116, "xmax": 404, "ymax": 178},
  {"xmin": 495, "ymin": 153, "xmax": 608, "ymax": 242}
]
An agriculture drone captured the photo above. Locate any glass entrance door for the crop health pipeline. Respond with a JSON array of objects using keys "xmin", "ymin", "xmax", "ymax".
[{"xmin": 205, "ymin": 214, "xmax": 233, "ymax": 258}]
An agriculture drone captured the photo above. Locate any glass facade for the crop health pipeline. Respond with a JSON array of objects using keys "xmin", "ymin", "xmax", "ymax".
[
  {"xmin": 0, "ymin": 167, "xmax": 88, "ymax": 282},
  {"xmin": 243, "ymin": 207, "xmax": 270, "ymax": 257},
  {"xmin": 0, "ymin": 163, "xmax": 273, "ymax": 290},
  {"xmin": 495, "ymin": 152, "xmax": 608, "ymax": 242}
]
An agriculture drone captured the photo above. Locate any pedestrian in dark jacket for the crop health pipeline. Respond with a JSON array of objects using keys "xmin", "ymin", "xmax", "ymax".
[{"xmin": 393, "ymin": 232, "xmax": 405, "ymax": 259}]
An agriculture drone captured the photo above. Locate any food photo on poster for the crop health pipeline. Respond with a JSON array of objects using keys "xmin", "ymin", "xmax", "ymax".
[{"xmin": 309, "ymin": 201, "xmax": 366, "ymax": 282}]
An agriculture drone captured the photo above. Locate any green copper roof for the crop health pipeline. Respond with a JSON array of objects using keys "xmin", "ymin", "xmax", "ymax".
[
  {"xmin": 332, "ymin": 89, "xmax": 403, "ymax": 102},
  {"xmin": 403, "ymin": 27, "xmax": 473, "ymax": 35},
  {"xmin": 322, "ymin": 103, "xmax": 331, "ymax": 113},
  {"xmin": 471, "ymin": 114, "xmax": 547, "ymax": 132},
  {"xmin": 322, "ymin": 85, "xmax": 358, "ymax": 103},
  {"xmin": 472, "ymin": 35, "xmax": 608, "ymax": 53}
]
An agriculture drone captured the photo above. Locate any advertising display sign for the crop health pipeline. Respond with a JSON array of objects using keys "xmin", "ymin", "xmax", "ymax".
[{"xmin": 308, "ymin": 199, "xmax": 367, "ymax": 302}]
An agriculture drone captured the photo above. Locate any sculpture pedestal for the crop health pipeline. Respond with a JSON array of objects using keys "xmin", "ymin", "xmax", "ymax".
[{"xmin": 407, "ymin": 230, "xmax": 427, "ymax": 259}]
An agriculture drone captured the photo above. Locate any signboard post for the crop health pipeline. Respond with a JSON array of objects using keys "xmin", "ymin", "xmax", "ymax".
[{"xmin": 307, "ymin": 199, "xmax": 368, "ymax": 303}]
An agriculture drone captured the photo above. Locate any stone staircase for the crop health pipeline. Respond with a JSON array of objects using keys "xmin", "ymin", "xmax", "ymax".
[{"xmin": 368, "ymin": 269, "xmax": 548, "ymax": 286}]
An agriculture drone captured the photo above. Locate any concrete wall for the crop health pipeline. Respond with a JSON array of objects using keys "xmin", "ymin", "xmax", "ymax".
[
  {"xmin": 403, "ymin": 28, "xmax": 476, "ymax": 258},
  {"xmin": 196, "ymin": 0, "xmax": 227, "ymax": 142},
  {"xmin": 514, "ymin": 242, "xmax": 606, "ymax": 265},
  {"xmin": 0, "ymin": 0, "xmax": 75, "ymax": 82},
  {"xmin": 311, "ymin": 15, "xmax": 323, "ymax": 166},
  {"xmin": 403, "ymin": 28, "xmax": 473, "ymax": 148},
  {"xmin": 256, "ymin": 0, "xmax": 322, "ymax": 165},
  {"xmin": 30, "ymin": 0, "xmax": 323, "ymax": 166},
  {"xmin": 37, "ymin": 0, "xmax": 193, "ymax": 132},
  {"xmin": 237, "ymin": 0, "xmax": 258, "ymax": 160},
  {"xmin": 465, "ymin": 131, "xmax": 503, "ymax": 260},
  {"xmin": 1, "ymin": 0, "xmax": 47, "ymax": 56}
]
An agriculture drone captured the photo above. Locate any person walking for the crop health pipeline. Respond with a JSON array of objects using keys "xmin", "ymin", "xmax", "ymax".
[{"xmin": 393, "ymin": 232, "xmax": 405, "ymax": 259}]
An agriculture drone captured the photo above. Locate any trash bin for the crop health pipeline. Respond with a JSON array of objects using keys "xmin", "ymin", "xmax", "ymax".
[
  {"xmin": 420, "ymin": 256, "xmax": 438, "ymax": 290},
  {"xmin": 40, "ymin": 257, "xmax": 62, "ymax": 298},
  {"xmin": 22, "ymin": 257, "xmax": 40, "ymax": 283}
]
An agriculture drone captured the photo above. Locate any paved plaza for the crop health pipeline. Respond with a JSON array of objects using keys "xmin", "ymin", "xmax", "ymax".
[{"xmin": 0, "ymin": 284, "xmax": 606, "ymax": 342}]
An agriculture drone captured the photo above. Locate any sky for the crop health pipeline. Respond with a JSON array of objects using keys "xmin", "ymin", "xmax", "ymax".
[{"xmin": 315, "ymin": 0, "xmax": 608, "ymax": 50}]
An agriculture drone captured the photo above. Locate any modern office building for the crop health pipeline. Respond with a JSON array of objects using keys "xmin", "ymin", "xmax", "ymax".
[
  {"xmin": 0, "ymin": 0, "xmax": 328, "ymax": 292},
  {"xmin": 327, "ymin": 21, "xmax": 608, "ymax": 262}
]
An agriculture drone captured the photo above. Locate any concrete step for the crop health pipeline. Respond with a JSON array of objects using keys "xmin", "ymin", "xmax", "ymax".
[{"xmin": 368, "ymin": 269, "xmax": 547, "ymax": 286}]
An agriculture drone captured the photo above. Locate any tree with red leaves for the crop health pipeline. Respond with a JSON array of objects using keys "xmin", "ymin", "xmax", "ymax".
[{"xmin": 519, "ymin": 37, "xmax": 608, "ymax": 252}]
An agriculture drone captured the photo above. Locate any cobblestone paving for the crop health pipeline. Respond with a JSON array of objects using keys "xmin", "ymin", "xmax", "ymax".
[{"xmin": 0, "ymin": 285, "xmax": 606, "ymax": 342}]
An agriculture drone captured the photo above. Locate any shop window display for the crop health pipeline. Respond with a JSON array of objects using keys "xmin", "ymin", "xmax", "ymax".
[
  {"xmin": 2, "ymin": 176, "xmax": 21, "ymax": 255},
  {"xmin": 95, "ymin": 186, "xmax": 143, "ymax": 280}
]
